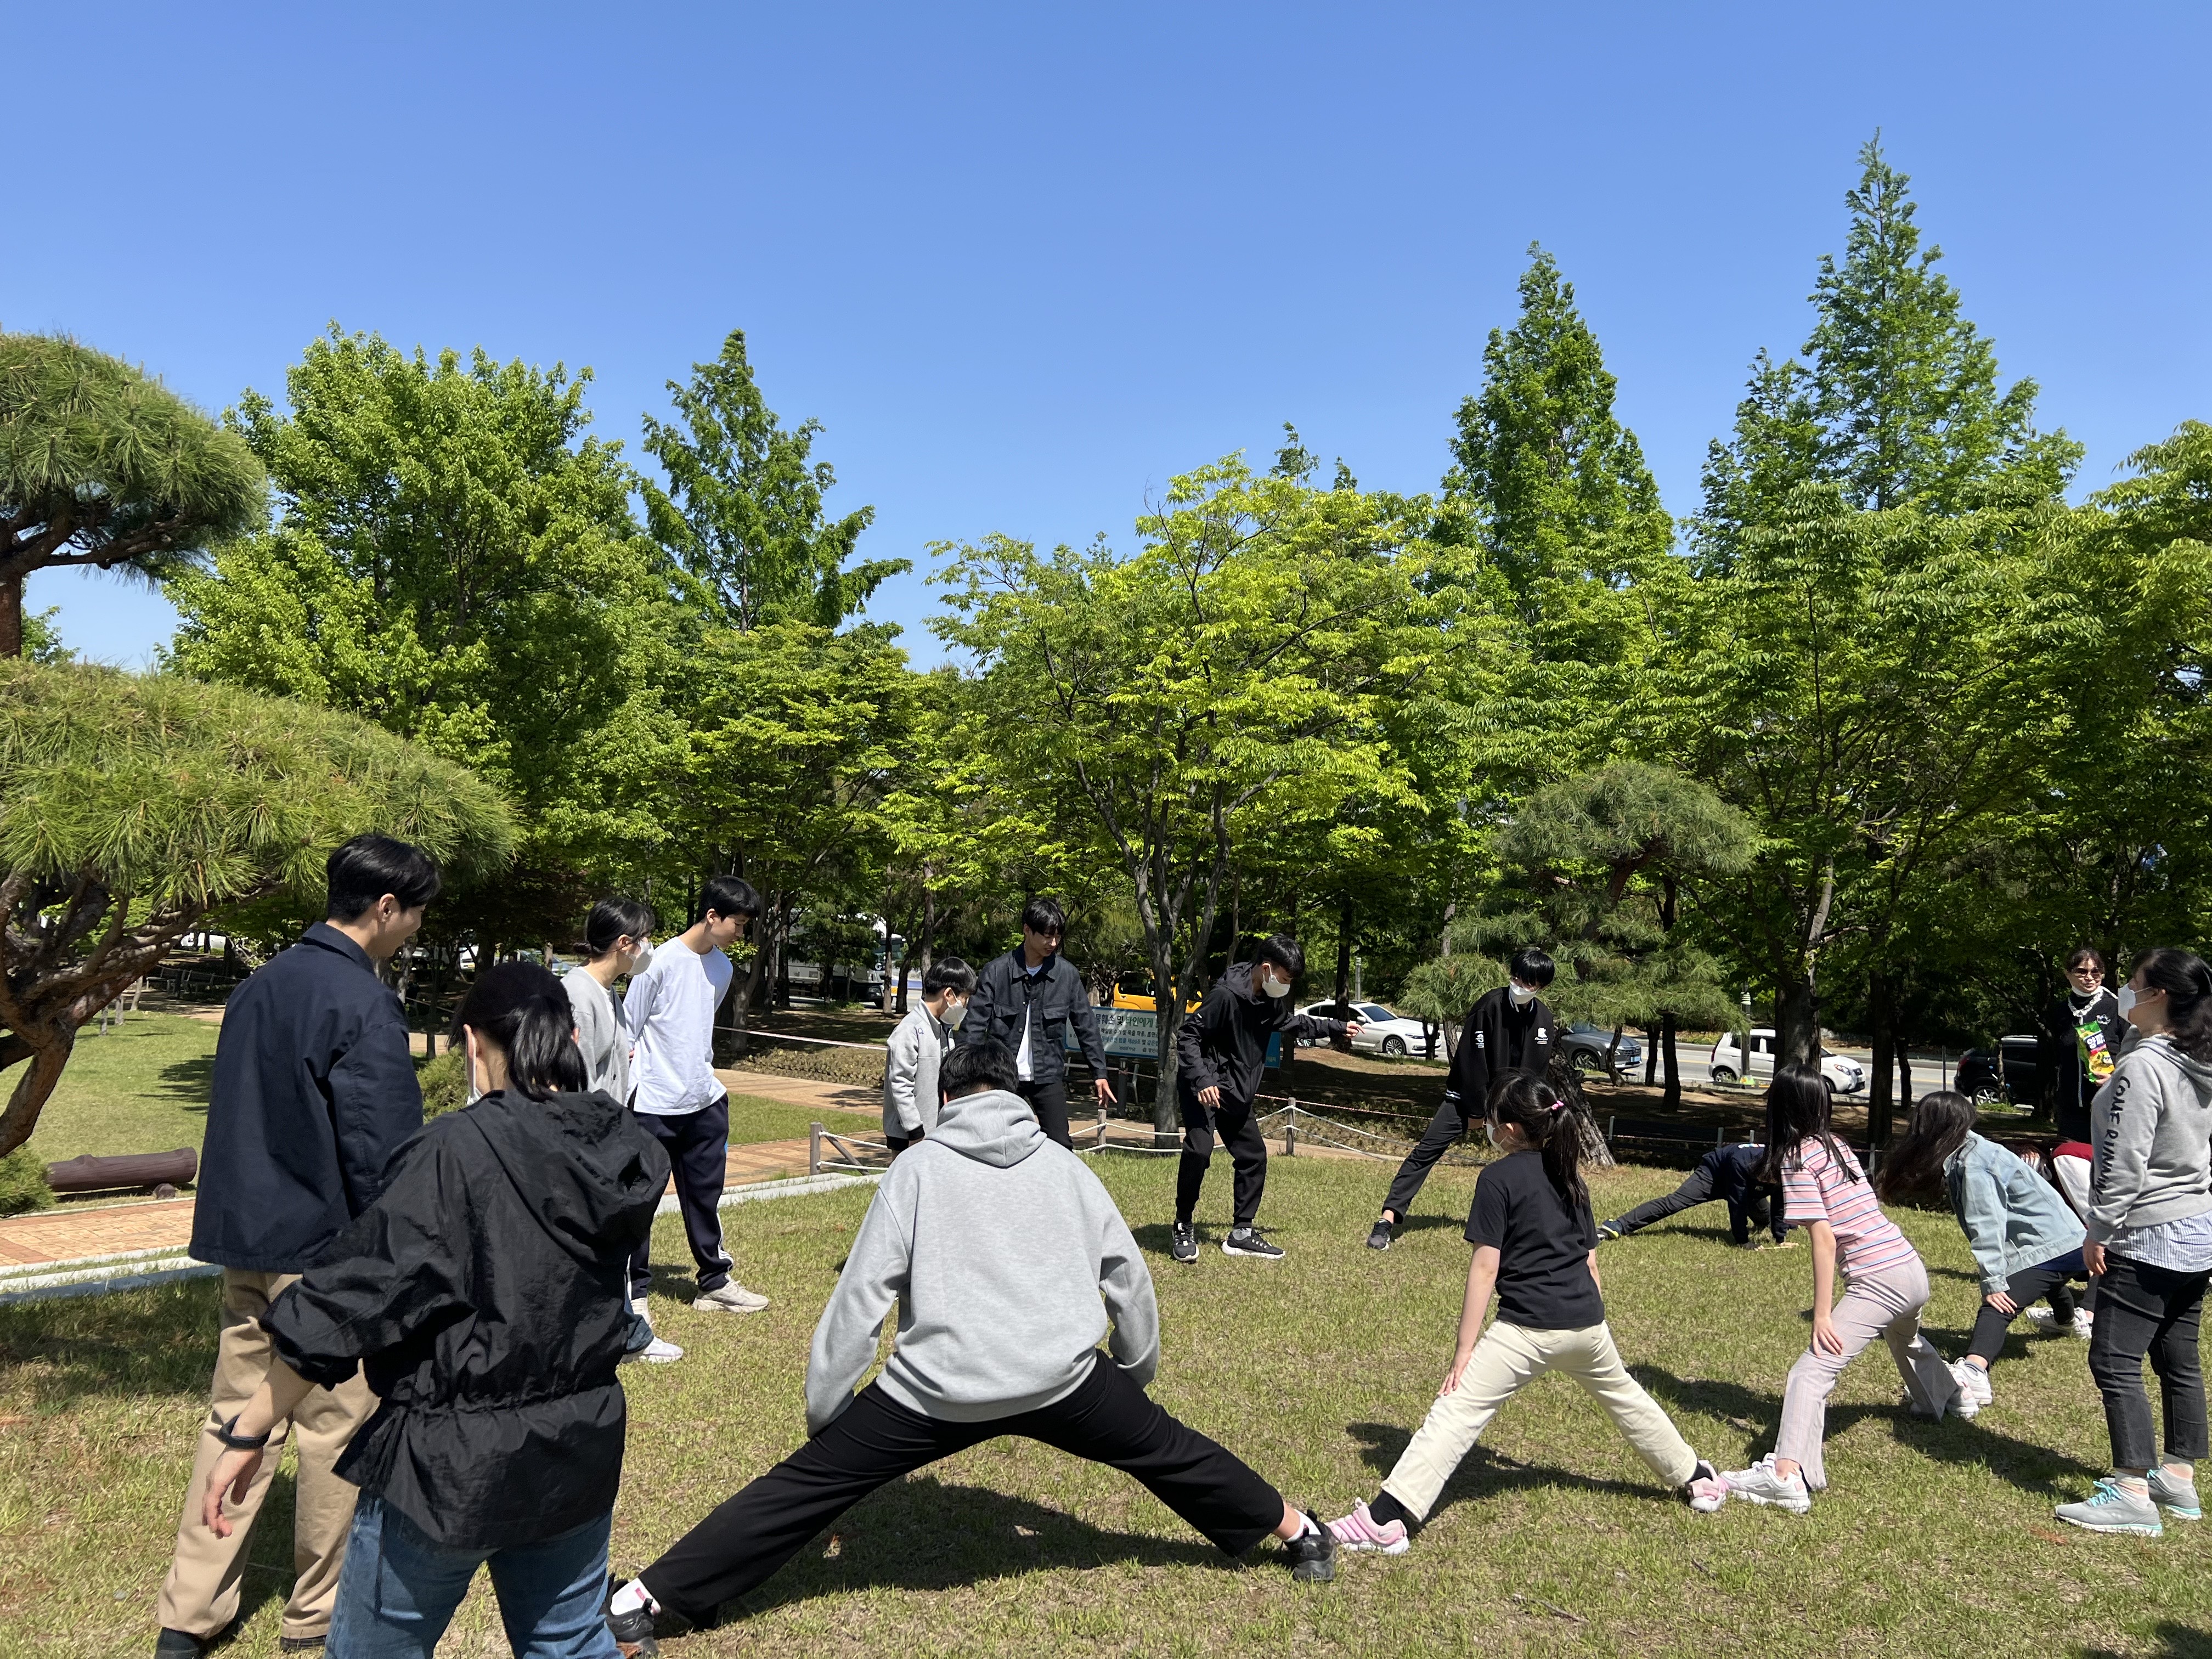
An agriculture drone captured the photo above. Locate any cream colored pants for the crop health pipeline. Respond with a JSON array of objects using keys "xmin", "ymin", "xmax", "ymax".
[
  {"xmin": 157, "ymin": 1269, "xmax": 375, "ymax": 1642},
  {"xmin": 1382, "ymin": 1319, "xmax": 1699, "ymax": 1521}
]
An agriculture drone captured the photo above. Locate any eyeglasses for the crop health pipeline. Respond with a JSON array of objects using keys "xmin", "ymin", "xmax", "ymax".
[{"xmin": 2069, "ymin": 966, "xmax": 2103, "ymax": 979}]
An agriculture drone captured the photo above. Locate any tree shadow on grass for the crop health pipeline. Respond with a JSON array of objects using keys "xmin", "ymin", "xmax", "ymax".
[
  {"xmin": 1341, "ymin": 1421, "xmax": 1673, "ymax": 1525},
  {"xmin": 709, "ymin": 1474, "xmax": 1241, "ymax": 1626},
  {"xmin": 2077, "ymin": 1624, "xmax": 2212, "ymax": 1659},
  {"xmin": 0, "ymin": 1278, "xmax": 219, "ymax": 1403},
  {"xmin": 1633, "ymin": 1366, "xmax": 2103, "ymax": 1496},
  {"xmin": 158, "ymin": 1053, "xmax": 217, "ymax": 1106}
]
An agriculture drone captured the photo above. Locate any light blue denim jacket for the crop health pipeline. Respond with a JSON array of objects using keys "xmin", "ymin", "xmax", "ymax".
[{"xmin": 1944, "ymin": 1132, "xmax": 2087, "ymax": 1295}]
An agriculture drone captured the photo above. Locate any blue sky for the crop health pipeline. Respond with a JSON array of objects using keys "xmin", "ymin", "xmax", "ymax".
[{"xmin": 8, "ymin": 2, "xmax": 2206, "ymax": 667}]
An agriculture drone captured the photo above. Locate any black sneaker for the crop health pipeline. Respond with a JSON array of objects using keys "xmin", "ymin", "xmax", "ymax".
[
  {"xmin": 605, "ymin": 1580, "xmax": 662, "ymax": 1657},
  {"xmin": 1280, "ymin": 1513, "xmax": 1339, "ymax": 1582},
  {"xmin": 1170, "ymin": 1221, "xmax": 1199, "ymax": 1263},
  {"xmin": 1596, "ymin": 1220, "xmax": 1624, "ymax": 1242},
  {"xmin": 154, "ymin": 1634, "xmax": 206, "ymax": 1659},
  {"xmin": 1365, "ymin": 1220, "xmax": 1393, "ymax": 1251},
  {"xmin": 1222, "ymin": 1227, "xmax": 1284, "ymax": 1259}
]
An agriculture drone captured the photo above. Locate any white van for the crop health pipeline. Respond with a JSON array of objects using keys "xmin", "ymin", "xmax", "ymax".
[{"xmin": 1708, "ymin": 1029, "xmax": 1866, "ymax": 1095}]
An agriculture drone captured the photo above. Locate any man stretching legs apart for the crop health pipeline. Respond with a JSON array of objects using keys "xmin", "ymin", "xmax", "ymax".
[
  {"xmin": 605, "ymin": 1040, "xmax": 1334, "ymax": 1652},
  {"xmin": 1172, "ymin": 935, "xmax": 1355, "ymax": 1263},
  {"xmin": 1368, "ymin": 947, "xmax": 1558, "ymax": 1251},
  {"xmin": 625, "ymin": 875, "xmax": 770, "ymax": 1317}
]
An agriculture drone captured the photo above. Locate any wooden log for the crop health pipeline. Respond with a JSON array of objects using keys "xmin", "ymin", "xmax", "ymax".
[{"xmin": 42, "ymin": 1148, "xmax": 198, "ymax": 1194}]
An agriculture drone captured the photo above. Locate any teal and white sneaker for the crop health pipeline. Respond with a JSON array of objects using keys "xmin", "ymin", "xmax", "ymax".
[
  {"xmin": 2055, "ymin": 1478, "xmax": 2164, "ymax": 1536},
  {"xmin": 2148, "ymin": 1466, "xmax": 2202, "ymax": 1521}
]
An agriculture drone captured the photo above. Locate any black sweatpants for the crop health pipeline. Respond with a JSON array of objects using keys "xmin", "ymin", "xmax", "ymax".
[
  {"xmin": 630, "ymin": 1096, "xmax": 732, "ymax": 1299},
  {"xmin": 1965, "ymin": 1249, "xmax": 2086, "ymax": 1365},
  {"xmin": 1383, "ymin": 1097, "xmax": 1475, "ymax": 1221},
  {"xmin": 1017, "ymin": 1077, "xmax": 1072, "ymax": 1149},
  {"xmin": 1604, "ymin": 1161, "xmax": 1785, "ymax": 1245},
  {"xmin": 639, "ymin": 1351, "xmax": 1284, "ymax": 1623},
  {"xmin": 1176, "ymin": 1088, "xmax": 1267, "ymax": 1227},
  {"xmin": 2089, "ymin": 1253, "xmax": 2209, "ymax": 1469}
]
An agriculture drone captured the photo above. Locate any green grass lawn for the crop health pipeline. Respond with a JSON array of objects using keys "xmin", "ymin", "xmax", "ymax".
[{"xmin": 4, "ymin": 1154, "xmax": 2205, "ymax": 1656}]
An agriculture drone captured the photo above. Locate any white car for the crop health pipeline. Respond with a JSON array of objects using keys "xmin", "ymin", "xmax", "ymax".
[
  {"xmin": 1296, "ymin": 1002, "xmax": 1435, "ymax": 1059},
  {"xmin": 1708, "ymin": 1028, "xmax": 1865, "ymax": 1094}
]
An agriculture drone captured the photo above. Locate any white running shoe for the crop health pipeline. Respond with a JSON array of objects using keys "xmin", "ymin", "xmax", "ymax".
[
  {"xmin": 1951, "ymin": 1360, "xmax": 1992, "ymax": 1410},
  {"xmin": 695, "ymin": 1282, "xmax": 770, "ymax": 1313},
  {"xmin": 1721, "ymin": 1454, "xmax": 1812, "ymax": 1514},
  {"xmin": 622, "ymin": 1334, "xmax": 685, "ymax": 1364}
]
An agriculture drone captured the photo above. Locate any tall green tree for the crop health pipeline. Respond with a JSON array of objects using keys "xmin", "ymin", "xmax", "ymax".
[
  {"xmin": 641, "ymin": 329, "xmax": 907, "ymax": 631},
  {"xmin": 0, "ymin": 334, "xmax": 264, "ymax": 658}
]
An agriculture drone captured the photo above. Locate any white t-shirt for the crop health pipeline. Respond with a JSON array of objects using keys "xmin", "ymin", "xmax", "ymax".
[
  {"xmin": 624, "ymin": 937, "xmax": 733, "ymax": 1115},
  {"xmin": 1017, "ymin": 1005, "xmax": 1034, "ymax": 1081}
]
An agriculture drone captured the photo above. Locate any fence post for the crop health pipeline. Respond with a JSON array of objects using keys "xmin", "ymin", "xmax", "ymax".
[
  {"xmin": 1606, "ymin": 1114, "xmax": 1616, "ymax": 1152},
  {"xmin": 1717, "ymin": 1125, "xmax": 1725, "ymax": 1147},
  {"xmin": 810, "ymin": 1122, "xmax": 822, "ymax": 1177},
  {"xmin": 1097, "ymin": 1105, "xmax": 1109, "ymax": 1150}
]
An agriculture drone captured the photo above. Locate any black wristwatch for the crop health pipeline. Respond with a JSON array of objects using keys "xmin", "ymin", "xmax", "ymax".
[{"xmin": 213, "ymin": 1413, "xmax": 272, "ymax": 1451}]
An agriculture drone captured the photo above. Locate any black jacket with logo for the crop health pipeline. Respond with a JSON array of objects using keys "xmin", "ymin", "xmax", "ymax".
[
  {"xmin": 264, "ymin": 1087, "xmax": 669, "ymax": 1550},
  {"xmin": 1175, "ymin": 963, "xmax": 1346, "ymax": 1109},
  {"xmin": 966, "ymin": 948, "xmax": 1108, "ymax": 1085},
  {"xmin": 190, "ymin": 922, "xmax": 424, "ymax": 1272},
  {"xmin": 2046, "ymin": 988, "xmax": 2128, "ymax": 1142},
  {"xmin": 1442, "ymin": 986, "xmax": 1557, "ymax": 1115}
]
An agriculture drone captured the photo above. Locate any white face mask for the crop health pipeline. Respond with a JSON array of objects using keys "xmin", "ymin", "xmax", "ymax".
[
  {"xmin": 2117, "ymin": 983, "xmax": 2138, "ymax": 1019},
  {"xmin": 1484, "ymin": 1120, "xmax": 1501, "ymax": 1148},
  {"xmin": 629, "ymin": 938, "xmax": 654, "ymax": 973},
  {"xmin": 1507, "ymin": 980, "xmax": 1536, "ymax": 1007},
  {"xmin": 940, "ymin": 999, "xmax": 968, "ymax": 1029},
  {"xmin": 1260, "ymin": 970, "xmax": 1291, "ymax": 998}
]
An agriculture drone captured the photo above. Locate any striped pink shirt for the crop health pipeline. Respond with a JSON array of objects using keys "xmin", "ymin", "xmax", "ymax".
[{"xmin": 1781, "ymin": 1137, "xmax": 1917, "ymax": 1277}]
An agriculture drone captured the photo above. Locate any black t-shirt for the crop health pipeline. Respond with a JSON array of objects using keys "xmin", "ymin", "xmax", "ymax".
[{"xmin": 1464, "ymin": 1148, "xmax": 1604, "ymax": 1330}]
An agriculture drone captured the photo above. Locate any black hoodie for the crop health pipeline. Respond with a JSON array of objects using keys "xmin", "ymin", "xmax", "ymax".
[
  {"xmin": 1176, "ymin": 962, "xmax": 1346, "ymax": 1109},
  {"xmin": 264, "ymin": 1088, "xmax": 669, "ymax": 1550}
]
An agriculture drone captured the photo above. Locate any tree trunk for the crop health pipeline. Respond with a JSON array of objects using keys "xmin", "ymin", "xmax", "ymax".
[
  {"xmin": 1776, "ymin": 976, "xmax": 1821, "ymax": 1069},
  {"xmin": 0, "ymin": 572, "xmax": 22, "ymax": 659},
  {"xmin": 1894, "ymin": 1046, "xmax": 1914, "ymax": 1124},
  {"xmin": 1661, "ymin": 1014, "xmax": 1680, "ymax": 1109},
  {"xmin": 1644, "ymin": 1025, "xmax": 1660, "ymax": 1087},
  {"xmin": 1150, "ymin": 933, "xmax": 1181, "ymax": 1145},
  {"xmin": 1334, "ymin": 896, "xmax": 1353, "ymax": 1005},
  {"xmin": 0, "ymin": 1034, "xmax": 72, "ymax": 1158},
  {"xmin": 1867, "ymin": 969, "xmax": 1895, "ymax": 1149}
]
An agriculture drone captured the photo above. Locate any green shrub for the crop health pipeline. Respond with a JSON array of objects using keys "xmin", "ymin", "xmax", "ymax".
[
  {"xmin": 0, "ymin": 1145, "xmax": 54, "ymax": 1215},
  {"xmin": 417, "ymin": 1047, "xmax": 469, "ymax": 1120}
]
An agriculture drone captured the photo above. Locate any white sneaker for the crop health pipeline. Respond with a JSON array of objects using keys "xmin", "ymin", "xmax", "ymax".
[
  {"xmin": 695, "ymin": 1282, "xmax": 770, "ymax": 1313},
  {"xmin": 1721, "ymin": 1454, "xmax": 1811, "ymax": 1514},
  {"xmin": 1951, "ymin": 1361, "xmax": 1993, "ymax": 1409},
  {"xmin": 2071, "ymin": 1308, "xmax": 2096, "ymax": 1339},
  {"xmin": 622, "ymin": 1333, "xmax": 685, "ymax": 1364}
]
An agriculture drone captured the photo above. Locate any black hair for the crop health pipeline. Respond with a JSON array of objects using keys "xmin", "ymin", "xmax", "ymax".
[
  {"xmin": 1254, "ymin": 933, "xmax": 1305, "ymax": 980},
  {"xmin": 941, "ymin": 1038, "xmax": 1018, "ymax": 1099},
  {"xmin": 1874, "ymin": 1090, "xmax": 1976, "ymax": 1206},
  {"xmin": 2066, "ymin": 945, "xmax": 2107, "ymax": 977},
  {"xmin": 1756, "ymin": 1064, "xmax": 1853, "ymax": 1185},
  {"xmin": 326, "ymin": 833, "xmax": 441, "ymax": 922},
  {"xmin": 451, "ymin": 961, "xmax": 587, "ymax": 1103},
  {"xmin": 1021, "ymin": 895, "xmax": 1067, "ymax": 938},
  {"xmin": 2134, "ymin": 947, "xmax": 2212, "ymax": 1062},
  {"xmin": 696, "ymin": 874, "xmax": 763, "ymax": 923},
  {"xmin": 1508, "ymin": 946, "xmax": 1556, "ymax": 989},
  {"xmin": 584, "ymin": 896, "xmax": 656, "ymax": 960},
  {"xmin": 1487, "ymin": 1071, "xmax": 1586, "ymax": 1211},
  {"xmin": 923, "ymin": 956, "xmax": 977, "ymax": 999}
]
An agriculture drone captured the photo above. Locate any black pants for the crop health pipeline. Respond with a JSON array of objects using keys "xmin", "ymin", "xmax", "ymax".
[
  {"xmin": 1383, "ymin": 1097, "xmax": 1476, "ymax": 1220},
  {"xmin": 1176, "ymin": 1088, "xmax": 1266, "ymax": 1227},
  {"xmin": 1017, "ymin": 1077, "xmax": 1072, "ymax": 1149},
  {"xmin": 1966, "ymin": 1249, "xmax": 2086, "ymax": 1365},
  {"xmin": 1605, "ymin": 1165, "xmax": 1785, "ymax": 1245},
  {"xmin": 2089, "ymin": 1253, "xmax": 2209, "ymax": 1469},
  {"xmin": 630, "ymin": 1096, "xmax": 731, "ymax": 1299},
  {"xmin": 639, "ymin": 1350, "xmax": 1284, "ymax": 1622}
]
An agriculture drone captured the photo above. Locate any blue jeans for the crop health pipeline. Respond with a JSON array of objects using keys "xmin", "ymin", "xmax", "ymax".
[{"xmin": 326, "ymin": 1496, "xmax": 618, "ymax": 1658}]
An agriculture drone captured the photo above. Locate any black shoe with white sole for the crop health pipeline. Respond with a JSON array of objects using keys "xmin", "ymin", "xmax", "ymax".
[
  {"xmin": 154, "ymin": 1633, "xmax": 207, "ymax": 1659},
  {"xmin": 1222, "ymin": 1227, "xmax": 1284, "ymax": 1259},
  {"xmin": 1365, "ymin": 1220, "xmax": 1393, "ymax": 1251},
  {"xmin": 1170, "ymin": 1221, "xmax": 1198, "ymax": 1263},
  {"xmin": 1280, "ymin": 1513, "xmax": 1339, "ymax": 1582}
]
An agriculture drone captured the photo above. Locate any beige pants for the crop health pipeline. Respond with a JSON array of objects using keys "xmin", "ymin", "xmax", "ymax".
[
  {"xmin": 157, "ymin": 1269, "xmax": 375, "ymax": 1641},
  {"xmin": 1382, "ymin": 1319, "xmax": 1699, "ymax": 1521}
]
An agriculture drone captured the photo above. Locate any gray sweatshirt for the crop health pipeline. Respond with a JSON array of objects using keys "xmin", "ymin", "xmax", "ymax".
[
  {"xmin": 562, "ymin": 966, "xmax": 631, "ymax": 1102},
  {"xmin": 2087, "ymin": 1032, "xmax": 2212, "ymax": 1244},
  {"xmin": 806, "ymin": 1086, "xmax": 1159, "ymax": 1434},
  {"xmin": 882, "ymin": 1003, "xmax": 951, "ymax": 1138}
]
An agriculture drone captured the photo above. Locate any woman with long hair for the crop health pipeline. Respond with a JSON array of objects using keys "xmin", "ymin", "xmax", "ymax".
[
  {"xmin": 1326, "ymin": 1072, "xmax": 1722, "ymax": 1552},
  {"xmin": 1714, "ymin": 1066, "xmax": 1961, "ymax": 1514},
  {"xmin": 1875, "ymin": 1091, "xmax": 2087, "ymax": 1413},
  {"xmin": 2053, "ymin": 947, "xmax": 2212, "ymax": 1537},
  {"xmin": 198, "ymin": 962, "xmax": 669, "ymax": 1655}
]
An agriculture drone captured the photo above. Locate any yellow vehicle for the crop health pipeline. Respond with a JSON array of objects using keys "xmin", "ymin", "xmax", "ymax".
[{"xmin": 1106, "ymin": 972, "xmax": 1202, "ymax": 1014}]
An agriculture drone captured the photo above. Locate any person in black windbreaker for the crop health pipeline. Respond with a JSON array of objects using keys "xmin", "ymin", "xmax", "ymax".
[
  {"xmin": 195, "ymin": 962, "xmax": 668, "ymax": 1659},
  {"xmin": 1170, "ymin": 935, "xmax": 1355, "ymax": 1263},
  {"xmin": 963, "ymin": 895, "xmax": 1114, "ymax": 1148},
  {"xmin": 1595, "ymin": 1142, "xmax": 1792, "ymax": 1248},
  {"xmin": 1367, "ymin": 947, "xmax": 1559, "ymax": 1251},
  {"xmin": 159, "ymin": 833, "xmax": 438, "ymax": 1659}
]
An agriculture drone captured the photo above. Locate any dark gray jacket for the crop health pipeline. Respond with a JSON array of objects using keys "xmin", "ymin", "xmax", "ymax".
[{"xmin": 966, "ymin": 948, "xmax": 1106, "ymax": 1086}]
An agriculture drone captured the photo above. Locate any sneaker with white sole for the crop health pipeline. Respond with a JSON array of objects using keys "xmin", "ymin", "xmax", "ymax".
[
  {"xmin": 1365, "ymin": 1220, "xmax": 1394, "ymax": 1251},
  {"xmin": 1950, "ymin": 1361, "xmax": 1992, "ymax": 1410},
  {"xmin": 2055, "ymin": 1478, "xmax": 2164, "ymax": 1536},
  {"xmin": 1722, "ymin": 1454, "xmax": 1812, "ymax": 1514},
  {"xmin": 1222, "ymin": 1227, "xmax": 1284, "ymax": 1260},
  {"xmin": 2072, "ymin": 1307, "xmax": 2097, "ymax": 1339},
  {"xmin": 694, "ymin": 1282, "xmax": 770, "ymax": 1313},
  {"xmin": 2149, "ymin": 1466, "xmax": 2202, "ymax": 1521},
  {"xmin": 1170, "ymin": 1221, "xmax": 1198, "ymax": 1265},
  {"xmin": 622, "ymin": 1334, "xmax": 684, "ymax": 1364},
  {"xmin": 1325, "ymin": 1499, "xmax": 1410, "ymax": 1554},
  {"xmin": 1684, "ymin": 1458, "xmax": 1728, "ymax": 1513}
]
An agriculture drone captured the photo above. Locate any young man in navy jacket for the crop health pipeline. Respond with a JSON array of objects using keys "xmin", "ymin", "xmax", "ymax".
[{"xmin": 156, "ymin": 834, "xmax": 438, "ymax": 1658}]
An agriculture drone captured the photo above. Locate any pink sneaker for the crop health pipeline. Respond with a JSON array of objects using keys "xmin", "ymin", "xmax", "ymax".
[{"xmin": 1325, "ymin": 1500, "xmax": 1409, "ymax": 1554}]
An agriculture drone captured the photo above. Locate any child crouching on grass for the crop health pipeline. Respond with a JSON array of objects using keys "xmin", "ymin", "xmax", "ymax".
[
  {"xmin": 1327, "ymin": 1073, "xmax": 1724, "ymax": 1553},
  {"xmin": 1714, "ymin": 1065, "xmax": 1965, "ymax": 1514}
]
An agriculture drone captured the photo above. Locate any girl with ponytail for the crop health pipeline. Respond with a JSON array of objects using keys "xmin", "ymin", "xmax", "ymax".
[
  {"xmin": 1327, "ymin": 1073, "xmax": 1723, "ymax": 1553},
  {"xmin": 1715, "ymin": 1065, "xmax": 1962, "ymax": 1515}
]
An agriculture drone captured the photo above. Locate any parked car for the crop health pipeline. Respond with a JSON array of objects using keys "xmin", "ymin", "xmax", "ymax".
[
  {"xmin": 1105, "ymin": 973, "xmax": 1201, "ymax": 1013},
  {"xmin": 1295, "ymin": 1001, "xmax": 1434, "ymax": 1058},
  {"xmin": 1707, "ymin": 1029, "xmax": 1866, "ymax": 1095},
  {"xmin": 1956, "ymin": 1036, "xmax": 2043, "ymax": 1109},
  {"xmin": 1561, "ymin": 1023, "xmax": 1644, "ymax": 1079}
]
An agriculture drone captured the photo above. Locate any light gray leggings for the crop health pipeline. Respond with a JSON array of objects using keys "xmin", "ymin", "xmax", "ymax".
[{"xmin": 1776, "ymin": 1251, "xmax": 1958, "ymax": 1489}]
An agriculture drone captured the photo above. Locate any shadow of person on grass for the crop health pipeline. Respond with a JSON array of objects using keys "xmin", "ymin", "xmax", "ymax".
[
  {"xmin": 708, "ymin": 1474, "xmax": 1243, "ymax": 1626},
  {"xmin": 2077, "ymin": 1623, "xmax": 2212, "ymax": 1659},
  {"xmin": 1339, "ymin": 1421, "xmax": 1667, "ymax": 1525}
]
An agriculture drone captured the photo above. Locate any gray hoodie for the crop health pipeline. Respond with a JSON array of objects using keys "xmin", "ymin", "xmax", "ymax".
[
  {"xmin": 2087, "ymin": 1032, "xmax": 2212, "ymax": 1244},
  {"xmin": 806, "ymin": 1086, "xmax": 1159, "ymax": 1434}
]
